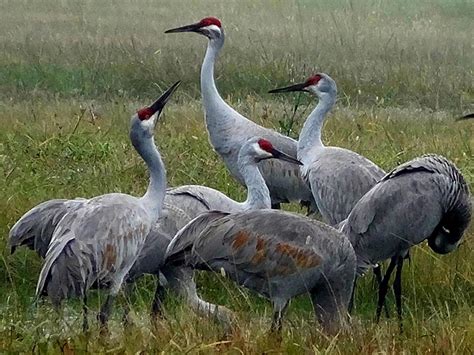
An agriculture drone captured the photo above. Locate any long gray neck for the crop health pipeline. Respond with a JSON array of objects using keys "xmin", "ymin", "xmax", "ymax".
[
  {"xmin": 297, "ymin": 92, "xmax": 335, "ymax": 164},
  {"xmin": 200, "ymin": 34, "xmax": 237, "ymax": 129},
  {"xmin": 131, "ymin": 131, "xmax": 166, "ymax": 220},
  {"xmin": 238, "ymin": 156, "xmax": 271, "ymax": 210}
]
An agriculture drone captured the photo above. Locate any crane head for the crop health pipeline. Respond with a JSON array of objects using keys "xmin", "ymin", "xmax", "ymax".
[
  {"xmin": 268, "ymin": 73, "xmax": 337, "ymax": 98},
  {"xmin": 248, "ymin": 138, "xmax": 302, "ymax": 165},
  {"xmin": 133, "ymin": 81, "xmax": 181, "ymax": 135},
  {"xmin": 165, "ymin": 17, "xmax": 223, "ymax": 40}
]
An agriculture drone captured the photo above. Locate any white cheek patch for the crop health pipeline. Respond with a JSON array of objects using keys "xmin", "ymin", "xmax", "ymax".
[
  {"xmin": 253, "ymin": 143, "xmax": 273, "ymax": 158},
  {"xmin": 141, "ymin": 114, "xmax": 156, "ymax": 129},
  {"xmin": 202, "ymin": 25, "xmax": 221, "ymax": 35}
]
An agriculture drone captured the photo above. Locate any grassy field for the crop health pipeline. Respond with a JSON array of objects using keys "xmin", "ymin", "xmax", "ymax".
[{"xmin": 0, "ymin": 0, "xmax": 473, "ymax": 353}]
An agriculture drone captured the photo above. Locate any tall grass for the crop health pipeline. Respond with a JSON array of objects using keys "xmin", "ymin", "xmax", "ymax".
[
  {"xmin": 0, "ymin": 0, "xmax": 473, "ymax": 111},
  {"xmin": 0, "ymin": 99, "xmax": 473, "ymax": 352}
]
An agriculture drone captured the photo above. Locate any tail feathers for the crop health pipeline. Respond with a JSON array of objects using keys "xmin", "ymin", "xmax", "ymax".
[
  {"xmin": 36, "ymin": 231, "xmax": 93, "ymax": 306},
  {"xmin": 165, "ymin": 211, "xmax": 229, "ymax": 266}
]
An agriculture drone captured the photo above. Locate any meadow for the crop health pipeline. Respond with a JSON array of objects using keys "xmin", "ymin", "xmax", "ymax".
[{"xmin": 0, "ymin": 0, "xmax": 473, "ymax": 353}]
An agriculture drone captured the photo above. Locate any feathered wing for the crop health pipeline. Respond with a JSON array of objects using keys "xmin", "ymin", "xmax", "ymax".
[
  {"xmin": 342, "ymin": 154, "xmax": 471, "ymax": 274},
  {"xmin": 36, "ymin": 196, "xmax": 151, "ymax": 305},
  {"xmin": 165, "ymin": 185, "xmax": 242, "ymax": 215},
  {"xmin": 189, "ymin": 210, "xmax": 352, "ymax": 297},
  {"xmin": 306, "ymin": 148, "xmax": 385, "ymax": 225},
  {"xmin": 127, "ymin": 202, "xmax": 193, "ymax": 281},
  {"xmin": 9, "ymin": 198, "xmax": 86, "ymax": 257},
  {"xmin": 165, "ymin": 210, "xmax": 230, "ymax": 265}
]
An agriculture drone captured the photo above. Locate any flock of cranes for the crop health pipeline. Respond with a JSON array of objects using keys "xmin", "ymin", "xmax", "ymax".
[{"xmin": 8, "ymin": 16, "xmax": 472, "ymax": 336}]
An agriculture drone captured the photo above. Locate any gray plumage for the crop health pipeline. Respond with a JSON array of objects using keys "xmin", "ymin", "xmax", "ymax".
[
  {"xmin": 342, "ymin": 154, "xmax": 471, "ymax": 274},
  {"xmin": 303, "ymin": 148, "xmax": 385, "ymax": 225},
  {"xmin": 269, "ymin": 73, "xmax": 385, "ymax": 225},
  {"xmin": 36, "ymin": 195, "xmax": 153, "ymax": 304},
  {"xmin": 340, "ymin": 154, "xmax": 471, "ymax": 325},
  {"xmin": 9, "ymin": 198, "xmax": 86, "ymax": 257},
  {"xmin": 165, "ymin": 17, "xmax": 316, "ymax": 211},
  {"xmin": 166, "ymin": 209, "xmax": 356, "ymax": 333},
  {"xmin": 160, "ymin": 137, "xmax": 303, "ymax": 225},
  {"xmin": 126, "ymin": 137, "xmax": 301, "ymax": 325},
  {"xmin": 30, "ymin": 82, "xmax": 180, "ymax": 329}
]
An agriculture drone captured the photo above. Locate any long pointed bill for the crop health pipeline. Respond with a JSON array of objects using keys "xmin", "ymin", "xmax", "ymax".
[
  {"xmin": 457, "ymin": 113, "xmax": 474, "ymax": 121},
  {"xmin": 165, "ymin": 22, "xmax": 201, "ymax": 34},
  {"xmin": 149, "ymin": 81, "xmax": 181, "ymax": 115},
  {"xmin": 271, "ymin": 148, "xmax": 303, "ymax": 165},
  {"xmin": 268, "ymin": 82, "xmax": 307, "ymax": 94}
]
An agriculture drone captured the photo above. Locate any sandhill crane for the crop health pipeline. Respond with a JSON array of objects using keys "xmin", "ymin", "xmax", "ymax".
[
  {"xmin": 33, "ymin": 82, "xmax": 180, "ymax": 330},
  {"xmin": 162, "ymin": 137, "xmax": 303, "ymax": 217},
  {"xmin": 165, "ymin": 209, "xmax": 356, "ymax": 334},
  {"xmin": 165, "ymin": 17, "xmax": 316, "ymax": 211},
  {"xmin": 269, "ymin": 73, "xmax": 386, "ymax": 226},
  {"xmin": 340, "ymin": 154, "xmax": 472, "ymax": 329},
  {"xmin": 128, "ymin": 137, "xmax": 303, "ymax": 323}
]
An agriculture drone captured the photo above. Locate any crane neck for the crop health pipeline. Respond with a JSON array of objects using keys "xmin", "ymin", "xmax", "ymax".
[
  {"xmin": 200, "ymin": 33, "xmax": 239, "ymax": 129},
  {"xmin": 297, "ymin": 92, "xmax": 336, "ymax": 164},
  {"xmin": 238, "ymin": 155, "xmax": 272, "ymax": 210},
  {"xmin": 131, "ymin": 129, "xmax": 166, "ymax": 221}
]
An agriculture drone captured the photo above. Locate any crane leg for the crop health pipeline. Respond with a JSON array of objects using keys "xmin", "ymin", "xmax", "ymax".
[
  {"xmin": 393, "ymin": 256, "xmax": 404, "ymax": 333},
  {"xmin": 373, "ymin": 266, "xmax": 390, "ymax": 318},
  {"xmin": 151, "ymin": 277, "xmax": 166, "ymax": 318},
  {"xmin": 122, "ymin": 283, "xmax": 133, "ymax": 326},
  {"xmin": 98, "ymin": 294, "xmax": 115, "ymax": 328},
  {"xmin": 348, "ymin": 277, "xmax": 357, "ymax": 314},
  {"xmin": 376, "ymin": 256, "xmax": 397, "ymax": 322},
  {"xmin": 82, "ymin": 295, "xmax": 89, "ymax": 332},
  {"xmin": 271, "ymin": 203, "xmax": 281, "ymax": 210},
  {"xmin": 270, "ymin": 300, "xmax": 288, "ymax": 334}
]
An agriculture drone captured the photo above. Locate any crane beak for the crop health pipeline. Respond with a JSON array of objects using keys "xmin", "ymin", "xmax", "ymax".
[
  {"xmin": 270, "ymin": 148, "xmax": 303, "ymax": 165},
  {"xmin": 456, "ymin": 113, "xmax": 474, "ymax": 121},
  {"xmin": 268, "ymin": 82, "xmax": 307, "ymax": 94},
  {"xmin": 165, "ymin": 22, "xmax": 202, "ymax": 34},
  {"xmin": 148, "ymin": 81, "xmax": 181, "ymax": 117}
]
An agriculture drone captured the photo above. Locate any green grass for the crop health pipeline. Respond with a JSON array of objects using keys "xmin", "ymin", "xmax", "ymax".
[
  {"xmin": 0, "ymin": 0, "xmax": 473, "ymax": 353},
  {"xmin": 0, "ymin": 0, "xmax": 473, "ymax": 111}
]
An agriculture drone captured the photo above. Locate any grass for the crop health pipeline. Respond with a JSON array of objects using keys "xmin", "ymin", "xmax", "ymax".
[
  {"xmin": 0, "ymin": 0, "xmax": 473, "ymax": 353},
  {"xmin": 0, "ymin": 0, "xmax": 473, "ymax": 111}
]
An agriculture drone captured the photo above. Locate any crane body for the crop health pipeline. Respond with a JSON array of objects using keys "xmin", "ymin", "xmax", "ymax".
[
  {"xmin": 269, "ymin": 73, "xmax": 385, "ymax": 226},
  {"xmin": 340, "ymin": 154, "xmax": 471, "ymax": 326},
  {"xmin": 166, "ymin": 209, "xmax": 356, "ymax": 333},
  {"xmin": 30, "ymin": 82, "xmax": 181, "ymax": 329},
  {"xmin": 166, "ymin": 17, "xmax": 316, "ymax": 211}
]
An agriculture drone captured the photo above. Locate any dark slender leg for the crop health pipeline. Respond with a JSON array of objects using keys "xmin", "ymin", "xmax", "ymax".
[
  {"xmin": 122, "ymin": 283, "xmax": 133, "ymax": 326},
  {"xmin": 98, "ymin": 294, "xmax": 115, "ymax": 328},
  {"xmin": 393, "ymin": 256, "xmax": 404, "ymax": 333},
  {"xmin": 151, "ymin": 281, "xmax": 166, "ymax": 318},
  {"xmin": 270, "ymin": 310, "xmax": 283, "ymax": 333},
  {"xmin": 373, "ymin": 266, "xmax": 390, "ymax": 318},
  {"xmin": 82, "ymin": 295, "xmax": 89, "ymax": 332},
  {"xmin": 348, "ymin": 277, "xmax": 357, "ymax": 314},
  {"xmin": 271, "ymin": 203, "xmax": 281, "ymax": 210},
  {"xmin": 270, "ymin": 301, "xmax": 287, "ymax": 334},
  {"xmin": 376, "ymin": 257, "xmax": 397, "ymax": 322}
]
